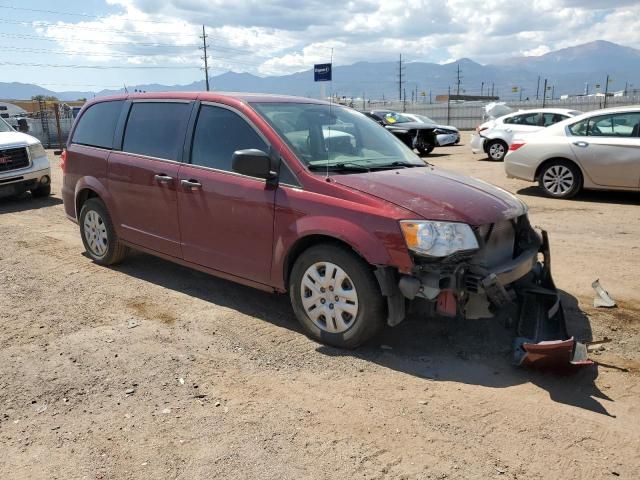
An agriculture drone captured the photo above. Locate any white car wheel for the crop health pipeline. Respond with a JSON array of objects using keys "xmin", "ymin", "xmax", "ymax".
[{"xmin": 301, "ymin": 261, "xmax": 359, "ymax": 334}]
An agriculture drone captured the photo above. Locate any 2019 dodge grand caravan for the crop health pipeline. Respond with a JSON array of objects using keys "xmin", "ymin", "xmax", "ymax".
[{"xmin": 61, "ymin": 92, "xmax": 588, "ymax": 367}]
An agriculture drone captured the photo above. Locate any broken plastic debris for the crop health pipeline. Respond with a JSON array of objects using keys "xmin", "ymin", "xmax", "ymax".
[{"xmin": 592, "ymin": 279, "xmax": 616, "ymax": 308}]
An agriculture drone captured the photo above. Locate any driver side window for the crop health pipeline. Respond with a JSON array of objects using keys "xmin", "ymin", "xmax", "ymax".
[{"xmin": 191, "ymin": 105, "xmax": 268, "ymax": 171}]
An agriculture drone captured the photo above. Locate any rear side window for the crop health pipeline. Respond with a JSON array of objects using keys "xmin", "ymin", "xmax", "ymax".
[
  {"xmin": 541, "ymin": 113, "xmax": 568, "ymax": 127},
  {"xmin": 506, "ymin": 112, "xmax": 541, "ymax": 126},
  {"xmin": 72, "ymin": 100, "xmax": 124, "ymax": 149},
  {"xmin": 191, "ymin": 105, "xmax": 267, "ymax": 171},
  {"xmin": 123, "ymin": 102, "xmax": 191, "ymax": 161}
]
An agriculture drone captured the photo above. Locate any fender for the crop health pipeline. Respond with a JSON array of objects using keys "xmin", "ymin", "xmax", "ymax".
[
  {"xmin": 271, "ymin": 213, "xmax": 412, "ymax": 291},
  {"xmin": 73, "ymin": 176, "xmax": 119, "ymax": 231}
]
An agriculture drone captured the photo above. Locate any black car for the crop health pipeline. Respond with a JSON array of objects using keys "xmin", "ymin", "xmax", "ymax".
[{"xmin": 366, "ymin": 110, "xmax": 438, "ymax": 155}]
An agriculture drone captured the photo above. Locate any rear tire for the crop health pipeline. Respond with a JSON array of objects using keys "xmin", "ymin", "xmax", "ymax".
[
  {"xmin": 289, "ymin": 244, "xmax": 385, "ymax": 349},
  {"xmin": 79, "ymin": 198, "xmax": 128, "ymax": 265},
  {"xmin": 538, "ymin": 160, "xmax": 582, "ymax": 199},
  {"xmin": 30, "ymin": 184, "xmax": 51, "ymax": 198},
  {"xmin": 486, "ymin": 139, "xmax": 508, "ymax": 161}
]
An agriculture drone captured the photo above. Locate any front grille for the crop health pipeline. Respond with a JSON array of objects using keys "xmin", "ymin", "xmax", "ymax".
[
  {"xmin": 474, "ymin": 219, "xmax": 517, "ymax": 268},
  {"xmin": 0, "ymin": 147, "xmax": 30, "ymax": 173}
]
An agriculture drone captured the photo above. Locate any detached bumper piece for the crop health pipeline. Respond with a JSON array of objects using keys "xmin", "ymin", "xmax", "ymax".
[{"xmin": 511, "ymin": 231, "xmax": 592, "ymax": 368}]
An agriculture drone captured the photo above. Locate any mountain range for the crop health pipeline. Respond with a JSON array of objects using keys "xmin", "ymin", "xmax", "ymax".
[{"xmin": 1, "ymin": 40, "xmax": 638, "ymax": 102}]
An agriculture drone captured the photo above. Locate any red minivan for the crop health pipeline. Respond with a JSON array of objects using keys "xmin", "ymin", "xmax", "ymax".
[{"xmin": 62, "ymin": 92, "xmax": 586, "ymax": 366}]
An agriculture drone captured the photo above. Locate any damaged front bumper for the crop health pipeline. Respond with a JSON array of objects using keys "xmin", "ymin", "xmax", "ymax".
[{"xmin": 378, "ymin": 218, "xmax": 591, "ymax": 368}]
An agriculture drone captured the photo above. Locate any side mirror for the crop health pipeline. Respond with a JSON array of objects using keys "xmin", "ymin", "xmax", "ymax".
[{"xmin": 232, "ymin": 149, "xmax": 277, "ymax": 180}]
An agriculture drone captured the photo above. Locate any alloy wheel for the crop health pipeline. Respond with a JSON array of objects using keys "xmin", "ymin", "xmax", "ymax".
[
  {"xmin": 300, "ymin": 261, "xmax": 359, "ymax": 333},
  {"xmin": 542, "ymin": 165, "xmax": 574, "ymax": 196},
  {"xmin": 488, "ymin": 142, "xmax": 505, "ymax": 160}
]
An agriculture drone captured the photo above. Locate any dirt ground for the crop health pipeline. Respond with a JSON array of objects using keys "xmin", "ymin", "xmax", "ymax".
[{"xmin": 1, "ymin": 144, "xmax": 639, "ymax": 480}]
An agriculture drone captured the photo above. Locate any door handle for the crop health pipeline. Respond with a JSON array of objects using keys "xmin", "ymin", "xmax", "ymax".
[
  {"xmin": 181, "ymin": 179, "xmax": 202, "ymax": 189},
  {"xmin": 573, "ymin": 141, "xmax": 589, "ymax": 148},
  {"xmin": 154, "ymin": 174, "xmax": 173, "ymax": 183}
]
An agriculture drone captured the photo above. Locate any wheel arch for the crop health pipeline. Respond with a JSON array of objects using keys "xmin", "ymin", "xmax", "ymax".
[
  {"xmin": 283, "ymin": 234, "xmax": 371, "ymax": 289},
  {"xmin": 73, "ymin": 176, "xmax": 113, "ymax": 220}
]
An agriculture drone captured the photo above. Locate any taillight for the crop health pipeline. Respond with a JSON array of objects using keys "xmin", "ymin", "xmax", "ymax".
[
  {"xmin": 60, "ymin": 149, "xmax": 67, "ymax": 172},
  {"xmin": 509, "ymin": 142, "xmax": 525, "ymax": 151}
]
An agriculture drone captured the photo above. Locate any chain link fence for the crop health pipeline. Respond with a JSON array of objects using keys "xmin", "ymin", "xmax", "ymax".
[
  {"xmin": 356, "ymin": 95, "xmax": 640, "ymax": 130},
  {"xmin": 9, "ymin": 101, "xmax": 77, "ymax": 148}
]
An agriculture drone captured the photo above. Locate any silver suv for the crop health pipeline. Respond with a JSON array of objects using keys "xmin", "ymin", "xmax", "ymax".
[{"xmin": 0, "ymin": 117, "xmax": 51, "ymax": 198}]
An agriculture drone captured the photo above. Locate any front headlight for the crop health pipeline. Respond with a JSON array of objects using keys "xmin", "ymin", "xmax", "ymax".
[
  {"xmin": 28, "ymin": 142, "xmax": 47, "ymax": 159},
  {"xmin": 400, "ymin": 220, "xmax": 479, "ymax": 257}
]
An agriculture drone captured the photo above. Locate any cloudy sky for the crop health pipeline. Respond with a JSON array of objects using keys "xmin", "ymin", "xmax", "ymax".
[{"xmin": 1, "ymin": 0, "xmax": 638, "ymax": 92}]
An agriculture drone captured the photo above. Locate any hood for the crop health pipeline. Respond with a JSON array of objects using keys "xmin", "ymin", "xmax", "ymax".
[
  {"xmin": 332, "ymin": 166, "xmax": 527, "ymax": 226},
  {"xmin": 0, "ymin": 131, "xmax": 39, "ymax": 148},
  {"xmin": 385, "ymin": 122, "xmax": 435, "ymax": 131}
]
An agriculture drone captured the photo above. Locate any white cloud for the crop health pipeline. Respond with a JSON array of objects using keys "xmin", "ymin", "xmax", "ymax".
[{"xmin": 39, "ymin": 0, "xmax": 640, "ymax": 76}]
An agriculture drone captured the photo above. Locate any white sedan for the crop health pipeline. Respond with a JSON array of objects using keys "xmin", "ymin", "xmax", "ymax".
[
  {"xmin": 471, "ymin": 108, "xmax": 582, "ymax": 161},
  {"xmin": 505, "ymin": 106, "xmax": 640, "ymax": 198}
]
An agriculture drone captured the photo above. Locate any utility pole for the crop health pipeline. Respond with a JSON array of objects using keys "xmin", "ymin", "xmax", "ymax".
[
  {"xmin": 536, "ymin": 76, "xmax": 540, "ymax": 101},
  {"xmin": 519, "ymin": 87, "xmax": 524, "ymax": 101},
  {"xmin": 447, "ymin": 86, "xmax": 451, "ymax": 124},
  {"xmin": 491, "ymin": 82, "xmax": 495, "ymax": 97},
  {"xmin": 481, "ymin": 81, "xmax": 484, "ymax": 96},
  {"xmin": 403, "ymin": 87, "xmax": 407, "ymax": 112},
  {"xmin": 542, "ymin": 78, "xmax": 548, "ymax": 107},
  {"xmin": 398, "ymin": 54, "xmax": 404, "ymax": 102},
  {"xmin": 200, "ymin": 25, "xmax": 210, "ymax": 91},
  {"xmin": 604, "ymin": 74, "xmax": 610, "ymax": 108},
  {"xmin": 551, "ymin": 85, "xmax": 555, "ymax": 101},
  {"xmin": 456, "ymin": 64, "xmax": 462, "ymax": 96}
]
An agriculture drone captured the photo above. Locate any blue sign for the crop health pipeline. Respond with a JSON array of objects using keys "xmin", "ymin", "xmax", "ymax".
[{"xmin": 314, "ymin": 63, "xmax": 332, "ymax": 82}]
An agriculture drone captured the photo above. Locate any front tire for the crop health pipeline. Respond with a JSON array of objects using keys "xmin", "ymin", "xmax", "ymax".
[
  {"xmin": 30, "ymin": 184, "xmax": 51, "ymax": 198},
  {"xmin": 289, "ymin": 244, "xmax": 385, "ymax": 349},
  {"xmin": 79, "ymin": 198, "xmax": 128, "ymax": 265},
  {"xmin": 486, "ymin": 139, "xmax": 508, "ymax": 161},
  {"xmin": 538, "ymin": 160, "xmax": 582, "ymax": 199},
  {"xmin": 417, "ymin": 144, "xmax": 435, "ymax": 156}
]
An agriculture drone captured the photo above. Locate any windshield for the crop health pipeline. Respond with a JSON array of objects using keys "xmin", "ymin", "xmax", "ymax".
[
  {"xmin": 414, "ymin": 114, "xmax": 436, "ymax": 124},
  {"xmin": 0, "ymin": 117, "xmax": 14, "ymax": 132},
  {"xmin": 382, "ymin": 112, "xmax": 413, "ymax": 124},
  {"xmin": 251, "ymin": 103, "xmax": 423, "ymax": 170}
]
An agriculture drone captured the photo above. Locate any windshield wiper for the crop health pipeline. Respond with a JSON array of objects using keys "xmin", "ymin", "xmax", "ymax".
[
  {"xmin": 308, "ymin": 162, "xmax": 371, "ymax": 173},
  {"xmin": 369, "ymin": 161, "xmax": 423, "ymax": 170}
]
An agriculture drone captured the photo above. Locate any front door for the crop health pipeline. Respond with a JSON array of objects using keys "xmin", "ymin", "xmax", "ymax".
[
  {"xmin": 569, "ymin": 111, "xmax": 640, "ymax": 188},
  {"xmin": 177, "ymin": 103, "xmax": 276, "ymax": 285},
  {"xmin": 107, "ymin": 101, "xmax": 193, "ymax": 257}
]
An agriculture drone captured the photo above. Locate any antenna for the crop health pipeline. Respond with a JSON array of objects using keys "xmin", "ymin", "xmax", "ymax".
[{"xmin": 326, "ymin": 47, "xmax": 334, "ymax": 179}]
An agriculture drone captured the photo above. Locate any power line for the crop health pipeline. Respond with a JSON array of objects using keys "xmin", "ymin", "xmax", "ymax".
[
  {"xmin": 0, "ymin": 61, "xmax": 201, "ymax": 70},
  {"xmin": 0, "ymin": 32, "xmax": 199, "ymax": 48},
  {"xmin": 0, "ymin": 32, "xmax": 255, "ymax": 55},
  {"xmin": 0, "ymin": 18, "xmax": 199, "ymax": 38},
  {"xmin": 0, "ymin": 4, "xmax": 189, "ymax": 26}
]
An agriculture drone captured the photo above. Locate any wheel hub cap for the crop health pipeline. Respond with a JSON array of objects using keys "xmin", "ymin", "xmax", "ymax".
[
  {"xmin": 300, "ymin": 262, "xmax": 359, "ymax": 333},
  {"xmin": 83, "ymin": 210, "xmax": 108, "ymax": 257},
  {"xmin": 543, "ymin": 166, "xmax": 574, "ymax": 195}
]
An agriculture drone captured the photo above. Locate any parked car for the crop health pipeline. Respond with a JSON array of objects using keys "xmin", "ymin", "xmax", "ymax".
[
  {"xmin": 471, "ymin": 108, "xmax": 583, "ymax": 161},
  {"xmin": 505, "ymin": 106, "xmax": 640, "ymax": 198},
  {"xmin": 61, "ymin": 93, "xmax": 586, "ymax": 367},
  {"xmin": 0, "ymin": 116, "xmax": 51, "ymax": 199},
  {"xmin": 366, "ymin": 110, "xmax": 438, "ymax": 155},
  {"xmin": 402, "ymin": 113, "xmax": 460, "ymax": 146}
]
